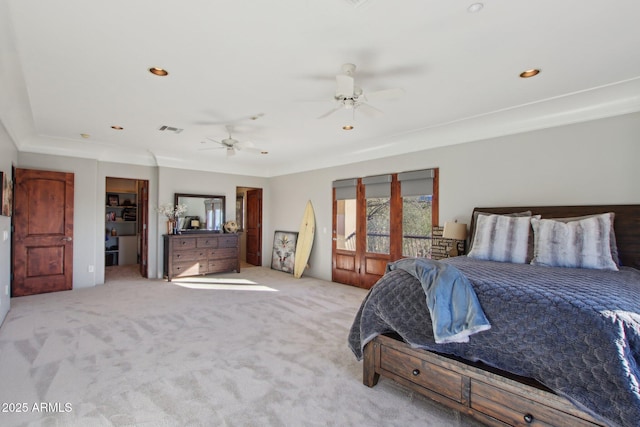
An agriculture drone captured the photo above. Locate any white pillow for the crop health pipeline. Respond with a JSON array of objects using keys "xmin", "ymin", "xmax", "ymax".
[
  {"xmin": 467, "ymin": 214, "xmax": 533, "ymax": 263},
  {"xmin": 530, "ymin": 213, "xmax": 618, "ymax": 271}
]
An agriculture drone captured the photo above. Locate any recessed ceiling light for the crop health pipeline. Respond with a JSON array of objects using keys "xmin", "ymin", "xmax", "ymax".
[
  {"xmin": 80, "ymin": 133, "xmax": 90, "ymax": 139},
  {"xmin": 343, "ymin": 125, "xmax": 354, "ymax": 130},
  {"xmin": 111, "ymin": 125, "xmax": 124, "ymax": 130},
  {"xmin": 467, "ymin": 3, "xmax": 484, "ymax": 13},
  {"xmin": 520, "ymin": 69, "xmax": 541, "ymax": 78},
  {"xmin": 149, "ymin": 67, "xmax": 169, "ymax": 76}
]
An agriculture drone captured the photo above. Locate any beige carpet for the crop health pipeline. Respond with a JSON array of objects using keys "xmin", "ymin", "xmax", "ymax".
[{"xmin": 0, "ymin": 266, "xmax": 484, "ymax": 427}]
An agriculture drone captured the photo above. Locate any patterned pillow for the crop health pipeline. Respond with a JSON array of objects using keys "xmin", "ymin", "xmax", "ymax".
[
  {"xmin": 468, "ymin": 210, "xmax": 532, "ymax": 253},
  {"xmin": 546, "ymin": 213, "xmax": 620, "ymax": 267},
  {"xmin": 467, "ymin": 214, "xmax": 533, "ymax": 263},
  {"xmin": 530, "ymin": 213, "xmax": 618, "ymax": 270}
]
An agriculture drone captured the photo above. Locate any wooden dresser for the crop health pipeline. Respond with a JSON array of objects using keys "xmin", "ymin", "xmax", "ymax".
[
  {"xmin": 364, "ymin": 335, "xmax": 605, "ymax": 427},
  {"xmin": 163, "ymin": 233, "xmax": 240, "ymax": 281}
]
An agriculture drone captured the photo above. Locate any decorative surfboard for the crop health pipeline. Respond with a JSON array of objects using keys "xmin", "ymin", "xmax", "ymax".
[{"xmin": 293, "ymin": 200, "xmax": 316, "ymax": 279}]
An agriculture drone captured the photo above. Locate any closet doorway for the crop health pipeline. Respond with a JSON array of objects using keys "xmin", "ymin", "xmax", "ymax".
[{"xmin": 105, "ymin": 177, "xmax": 149, "ymax": 278}]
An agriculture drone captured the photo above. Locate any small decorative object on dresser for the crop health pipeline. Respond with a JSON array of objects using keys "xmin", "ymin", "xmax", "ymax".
[
  {"xmin": 157, "ymin": 203, "xmax": 187, "ymax": 235},
  {"xmin": 223, "ymin": 220, "xmax": 239, "ymax": 233}
]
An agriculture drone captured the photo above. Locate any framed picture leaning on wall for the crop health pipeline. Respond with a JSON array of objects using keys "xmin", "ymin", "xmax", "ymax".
[
  {"xmin": 1, "ymin": 171, "xmax": 13, "ymax": 217},
  {"xmin": 271, "ymin": 230, "xmax": 298, "ymax": 274}
]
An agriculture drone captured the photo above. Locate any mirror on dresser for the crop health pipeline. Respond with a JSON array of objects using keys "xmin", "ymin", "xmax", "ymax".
[{"xmin": 174, "ymin": 193, "xmax": 225, "ymax": 233}]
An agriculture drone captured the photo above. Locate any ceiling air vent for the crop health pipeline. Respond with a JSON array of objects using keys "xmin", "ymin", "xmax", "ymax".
[{"xmin": 158, "ymin": 125, "xmax": 184, "ymax": 134}]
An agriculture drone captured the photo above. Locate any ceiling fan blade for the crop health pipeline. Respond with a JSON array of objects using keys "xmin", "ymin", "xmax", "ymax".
[
  {"xmin": 198, "ymin": 146, "xmax": 225, "ymax": 151},
  {"xmin": 364, "ymin": 88, "xmax": 405, "ymax": 102},
  {"xmin": 317, "ymin": 106, "xmax": 342, "ymax": 119},
  {"xmin": 357, "ymin": 102, "xmax": 384, "ymax": 117},
  {"xmin": 236, "ymin": 141, "xmax": 263, "ymax": 154},
  {"xmin": 335, "ymin": 75, "xmax": 354, "ymax": 98}
]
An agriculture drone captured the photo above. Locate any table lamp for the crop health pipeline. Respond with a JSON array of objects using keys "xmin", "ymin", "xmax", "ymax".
[{"xmin": 442, "ymin": 221, "xmax": 467, "ymax": 257}]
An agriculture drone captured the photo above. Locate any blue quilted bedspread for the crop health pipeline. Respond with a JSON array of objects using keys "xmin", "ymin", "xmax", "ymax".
[{"xmin": 348, "ymin": 256, "xmax": 640, "ymax": 427}]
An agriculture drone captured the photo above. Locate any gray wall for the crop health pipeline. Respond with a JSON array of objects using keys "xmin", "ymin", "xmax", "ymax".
[
  {"xmin": 1, "ymin": 111, "xmax": 638, "ymax": 322},
  {"xmin": 268, "ymin": 112, "xmax": 640, "ymax": 281}
]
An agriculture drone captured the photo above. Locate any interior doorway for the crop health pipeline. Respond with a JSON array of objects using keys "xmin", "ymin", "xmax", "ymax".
[
  {"xmin": 105, "ymin": 177, "xmax": 149, "ymax": 280},
  {"xmin": 236, "ymin": 186, "xmax": 262, "ymax": 267}
]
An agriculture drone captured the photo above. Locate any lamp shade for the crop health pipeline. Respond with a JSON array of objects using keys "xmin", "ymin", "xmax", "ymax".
[{"xmin": 443, "ymin": 222, "xmax": 467, "ymax": 240}]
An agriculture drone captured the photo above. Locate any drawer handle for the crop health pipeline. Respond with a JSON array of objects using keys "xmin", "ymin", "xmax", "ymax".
[
  {"xmin": 412, "ymin": 369, "xmax": 420, "ymax": 376},
  {"xmin": 523, "ymin": 413, "xmax": 534, "ymax": 424}
]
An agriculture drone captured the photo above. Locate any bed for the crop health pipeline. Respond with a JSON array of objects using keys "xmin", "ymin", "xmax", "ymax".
[{"xmin": 348, "ymin": 205, "xmax": 640, "ymax": 427}]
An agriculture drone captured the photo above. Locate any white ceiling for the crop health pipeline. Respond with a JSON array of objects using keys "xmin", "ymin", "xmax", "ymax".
[{"xmin": 2, "ymin": 0, "xmax": 640, "ymax": 177}]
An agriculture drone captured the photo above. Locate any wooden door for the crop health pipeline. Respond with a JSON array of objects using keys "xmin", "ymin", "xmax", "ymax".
[
  {"xmin": 12, "ymin": 168, "xmax": 74, "ymax": 297},
  {"xmin": 138, "ymin": 180, "xmax": 149, "ymax": 278},
  {"xmin": 245, "ymin": 188, "xmax": 262, "ymax": 266}
]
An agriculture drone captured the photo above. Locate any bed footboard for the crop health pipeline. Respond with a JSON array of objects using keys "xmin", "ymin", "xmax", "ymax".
[{"xmin": 363, "ymin": 335, "xmax": 604, "ymax": 427}]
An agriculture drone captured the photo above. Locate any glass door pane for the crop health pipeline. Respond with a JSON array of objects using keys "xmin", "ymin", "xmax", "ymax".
[
  {"xmin": 402, "ymin": 195, "xmax": 432, "ymax": 257},
  {"xmin": 336, "ymin": 199, "xmax": 356, "ymax": 250},
  {"xmin": 366, "ymin": 196, "xmax": 390, "ymax": 254}
]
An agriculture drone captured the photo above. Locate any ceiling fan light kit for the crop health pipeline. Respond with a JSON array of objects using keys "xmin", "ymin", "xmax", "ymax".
[{"xmin": 319, "ymin": 63, "xmax": 404, "ymax": 120}]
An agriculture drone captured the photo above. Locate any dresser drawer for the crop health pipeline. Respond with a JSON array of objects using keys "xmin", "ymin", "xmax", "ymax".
[
  {"xmin": 197, "ymin": 237, "xmax": 219, "ymax": 248},
  {"xmin": 471, "ymin": 380, "xmax": 598, "ymax": 427},
  {"xmin": 208, "ymin": 259, "xmax": 238, "ymax": 273},
  {"xmin": 174, "ymin": 238, "xmax": 196, "ymax": 250},
  {"xmin": 173, "ymin": 261, "xmax": 206, "ymax": 277},
  {"xmin": 218, "ymin": 236, "xmax": 238, "ymax": 248},
  {"xmin": 210, "ymin": 248, "xmax": 237, "ymax": 259},
  {"xmin": 380, "ymin": 345, "xmax": 463, "ymax": 403},
  {"xmin": 172, "ymin": 249, "xmax": 207, "ymax": 262}
]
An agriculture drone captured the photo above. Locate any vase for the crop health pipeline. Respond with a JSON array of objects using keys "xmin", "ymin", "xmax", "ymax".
[{"xmin": 167, "ymin": 220, "xmax": 175, "ymax": 235}]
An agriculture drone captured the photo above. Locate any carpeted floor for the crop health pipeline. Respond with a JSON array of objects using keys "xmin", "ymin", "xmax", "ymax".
[{"xmin": 0, "ymin": 266, "xmax": 484, "ymax": 427}]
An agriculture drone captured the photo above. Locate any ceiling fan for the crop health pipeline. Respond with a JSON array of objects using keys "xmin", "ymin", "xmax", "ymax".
[
  {"xmin": 318, "ymin": 63, "xmax": 405, "ymax": 119},
  {"xmin": 200, "ymin": 125, "xmax": 264, "ymax": 157}
]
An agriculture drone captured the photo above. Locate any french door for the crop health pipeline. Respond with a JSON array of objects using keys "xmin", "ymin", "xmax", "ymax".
[{"xmin": 332, "ymin": 169, "xmax": 438, "ymax": 289}]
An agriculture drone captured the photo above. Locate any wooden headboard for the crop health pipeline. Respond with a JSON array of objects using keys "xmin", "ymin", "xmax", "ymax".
[{"xmin": 469, "ymin": 205, "xmax": 640, "ymax": 269}]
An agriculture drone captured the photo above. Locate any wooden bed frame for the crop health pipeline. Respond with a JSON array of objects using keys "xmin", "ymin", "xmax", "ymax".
[{"xmin": 362, "ymin": 205, "xmax": 640, "ymax": 427}]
